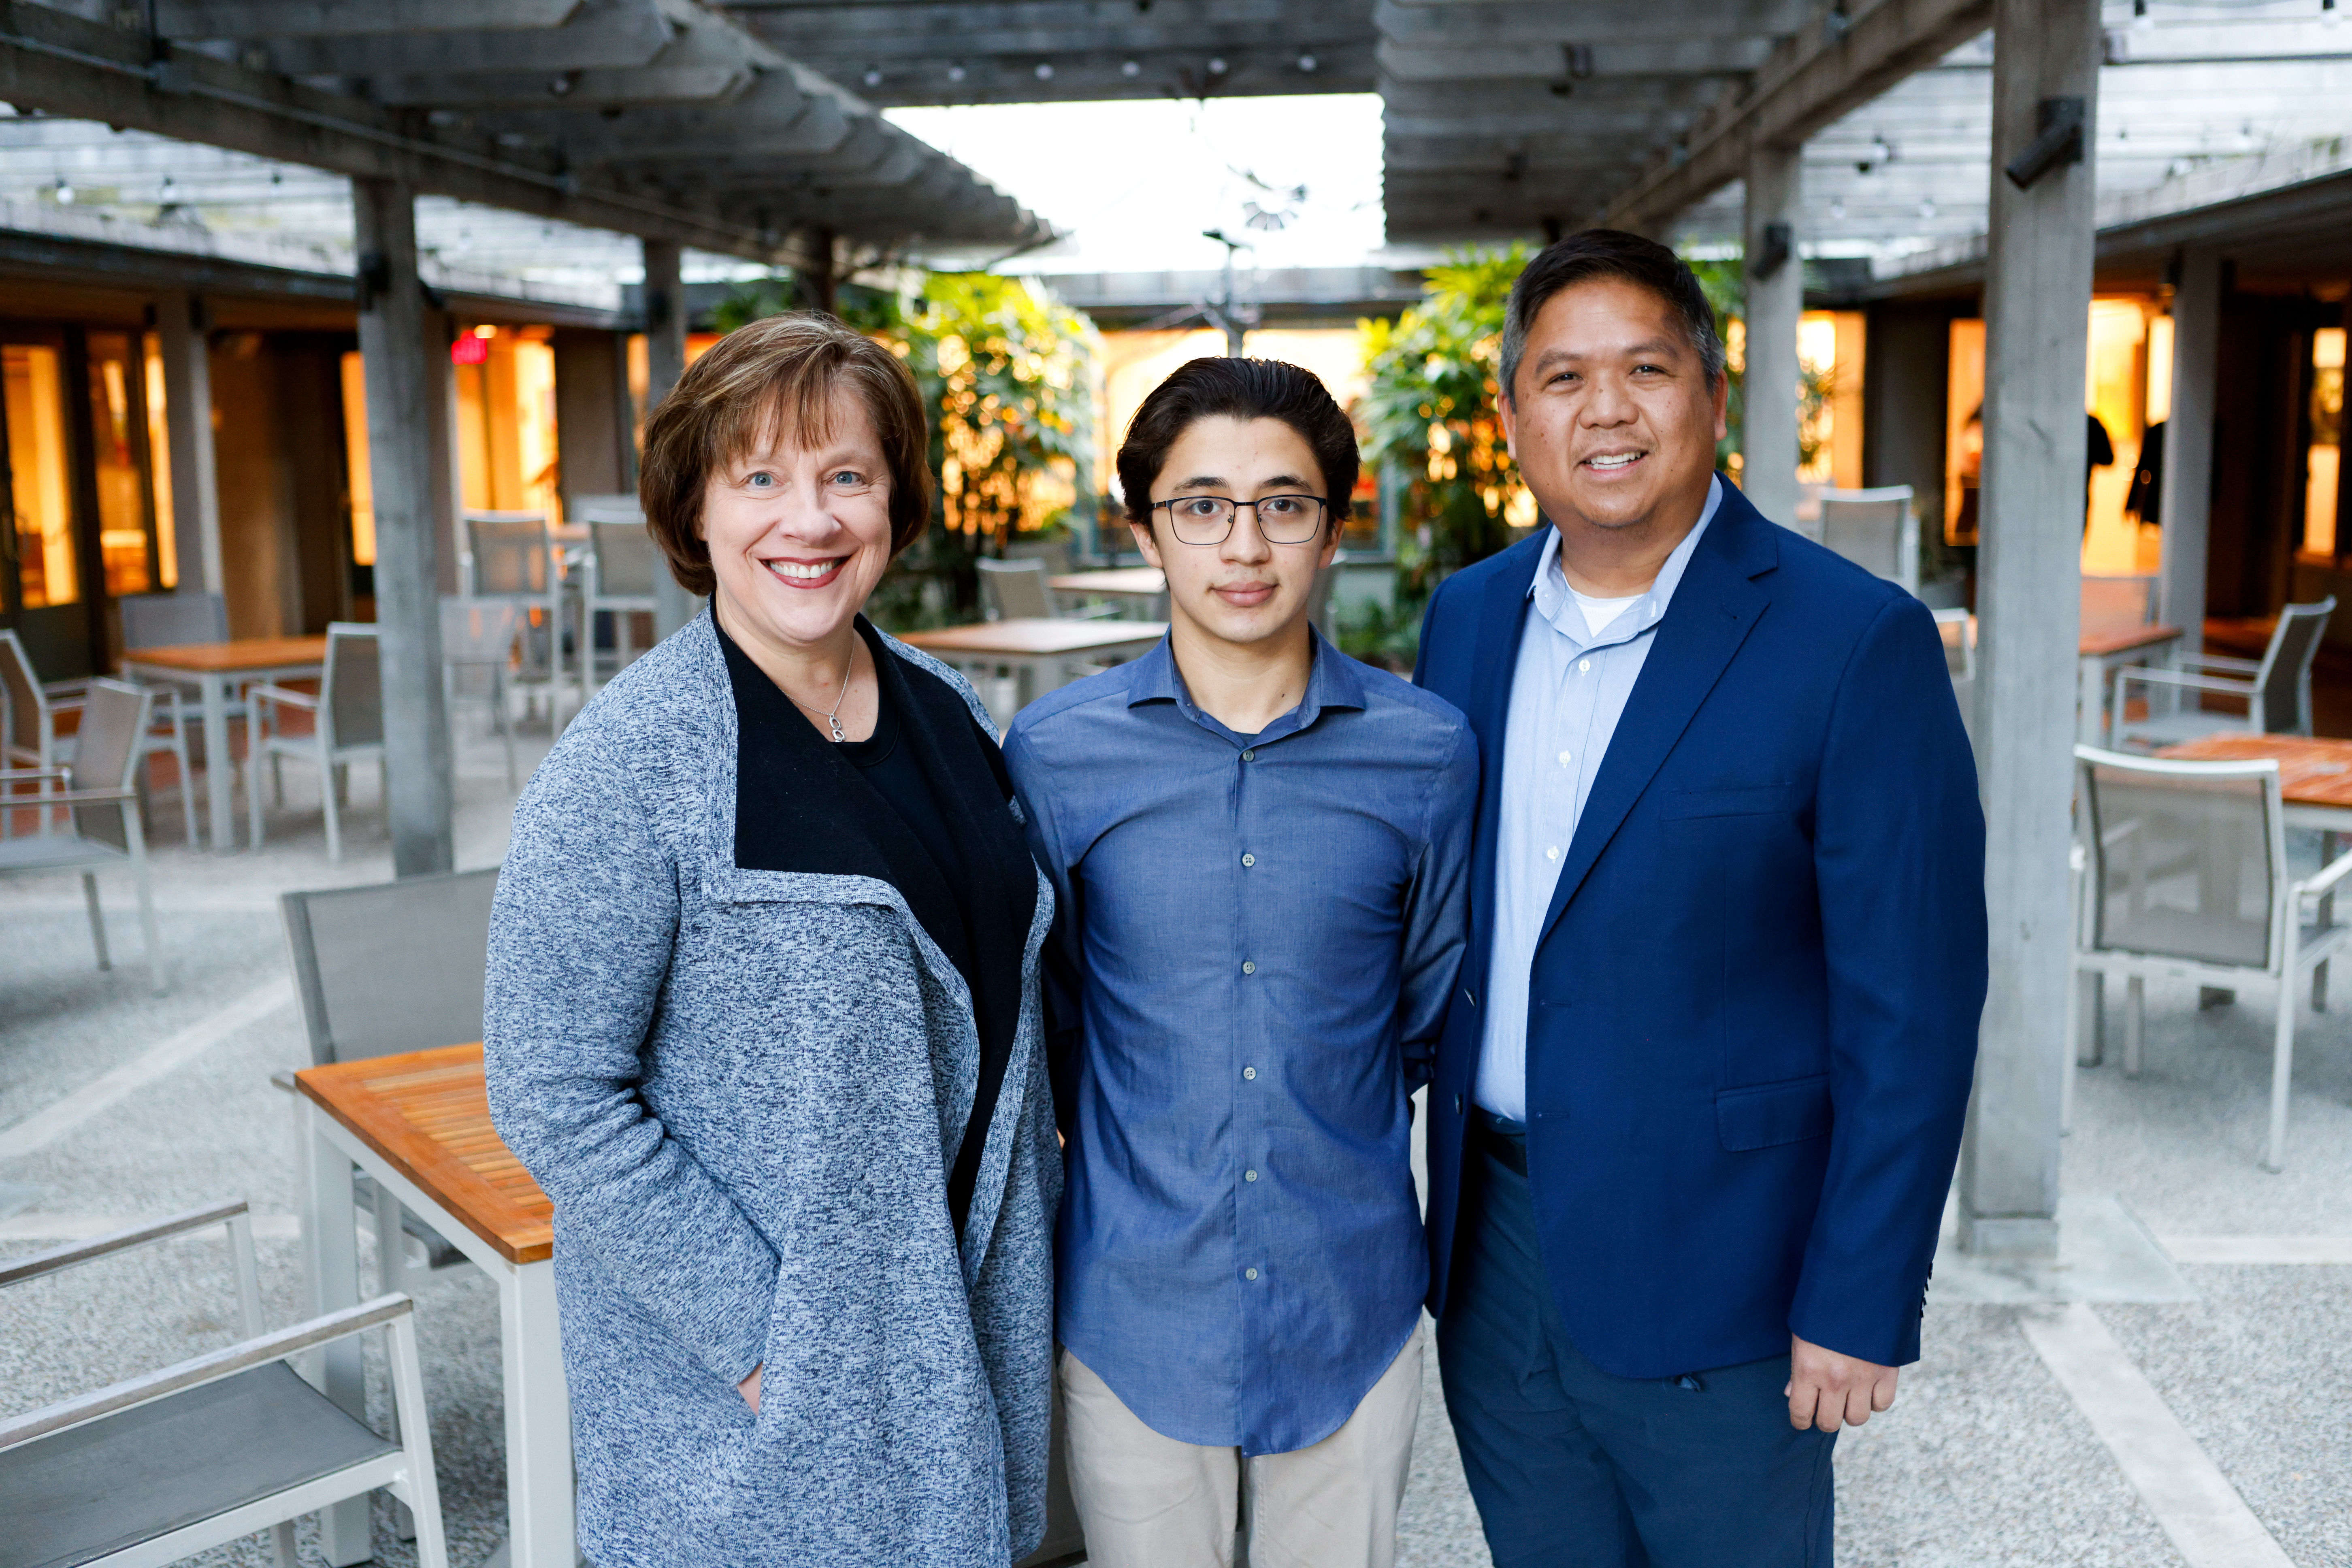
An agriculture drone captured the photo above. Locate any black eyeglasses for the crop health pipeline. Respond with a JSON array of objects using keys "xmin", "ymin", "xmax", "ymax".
[{"xmin": 1151, "ymin": 494, "xmax": 1331, "ymax": 546}]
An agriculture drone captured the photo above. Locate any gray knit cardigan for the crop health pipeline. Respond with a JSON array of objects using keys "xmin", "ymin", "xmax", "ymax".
[{"xmin": 484, "ymin": 609, "xmax": 1059, "ymax": 1567}]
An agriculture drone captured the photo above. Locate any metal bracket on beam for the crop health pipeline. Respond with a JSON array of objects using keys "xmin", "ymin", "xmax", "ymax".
[
  {"xmin": 1751, "ymin": 220, "xmax": 1793, "ymax": 281},
  {"xmin": 2003, "ymin": 96, "xmax": 2086, "ymax": 191}
]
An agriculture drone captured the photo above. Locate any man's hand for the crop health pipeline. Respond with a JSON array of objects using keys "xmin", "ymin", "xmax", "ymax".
[
  {"xmin": 739, "ymin": 1364, "xmax": 762, "ymax": 1415},
  {"xmin": 1785, "ymin": 1334, "xmax": 1897, "ymax": 1432}
]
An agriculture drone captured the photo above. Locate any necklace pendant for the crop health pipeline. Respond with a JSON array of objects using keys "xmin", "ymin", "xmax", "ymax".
[{"xmin": 828, "ymin": 714, "xmax": 846, "ymax": 743}]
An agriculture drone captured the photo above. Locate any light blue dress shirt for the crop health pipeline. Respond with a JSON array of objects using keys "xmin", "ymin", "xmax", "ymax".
[
  {"xmin": 1476, "ymin": 477, "xmax": 1723, "ymax": 1121},
  {"xmin": 1005, "ymin": 631, "xmax": 1476, "ymax": 1455}
]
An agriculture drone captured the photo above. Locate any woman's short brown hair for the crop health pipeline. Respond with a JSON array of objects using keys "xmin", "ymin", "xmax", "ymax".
[{"xmin": 639, "ymin": 311, "xmax": 933, "ymax": 595}]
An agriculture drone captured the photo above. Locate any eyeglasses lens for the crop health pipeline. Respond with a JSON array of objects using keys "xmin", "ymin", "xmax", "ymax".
[{"xmin": 1167, "ymin": 496, "xmax": 1327, "ymax": 545}]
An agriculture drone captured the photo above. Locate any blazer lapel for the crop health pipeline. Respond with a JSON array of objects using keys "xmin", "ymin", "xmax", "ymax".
[
  {"xmin": 1534, "ymin": 493, "xmax": 1777, "ymax": 952},
  {"xmin": 1465, "ymin": 537, "xmax": 1544, "ymax": 962}
]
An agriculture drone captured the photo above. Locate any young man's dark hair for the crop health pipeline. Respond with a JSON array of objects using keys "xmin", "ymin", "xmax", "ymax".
[
  {"xmin": 1116, "ymin": 356, "xmax": 1360, "ymax": 530},
  {"xmin": 1498, "ymin": 228, "xmax": 1726, "ymax": 404}
]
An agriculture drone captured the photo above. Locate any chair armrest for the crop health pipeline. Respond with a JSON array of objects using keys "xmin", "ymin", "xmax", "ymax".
[
  {"xmin": 2176, "ymin": 652, "xmax": 2262, "ymax": 675},
  {"xmin": 0, "ymin": 1292, "xmax": 412, "ymax": 1451},
  {"xmin": 0, "ymin": 766, "xmax": 72, "ymax": 784},
  {"xmin": 42, "ymin": 677, "xmax": 93, "ymax": 701},
  {"xmin": 0, "ymin": 1200, "xmax": 252, "ymax": 1287},
  {"xmin": 249, "ymin": 683, "xmax": 320, "ymax": 712},
  {"xmin": 2294, "ymin": 847, "xmax": 2352, "ymax": 903},
  {"xmin": 2117, "ymin": 667, "xmax": 2256, "ymax": 697},
  {"xmin": 0, "ymin": 784, "xmax": 137, "ymax": 806}
]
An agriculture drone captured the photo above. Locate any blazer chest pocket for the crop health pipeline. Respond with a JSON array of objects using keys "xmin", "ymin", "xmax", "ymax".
[
  {"xmin": 1716, "ymin": 1074, "xmax": 1832, "ymax": 1151},
  {"xmin": 1662, "ymin": 783, "xmax": 1794, "ymax": 820}
]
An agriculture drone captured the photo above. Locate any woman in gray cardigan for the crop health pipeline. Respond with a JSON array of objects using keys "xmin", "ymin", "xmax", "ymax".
[{"xmin": 484, "ymin": 313, "xmax": 1059, "ymax": 1565}]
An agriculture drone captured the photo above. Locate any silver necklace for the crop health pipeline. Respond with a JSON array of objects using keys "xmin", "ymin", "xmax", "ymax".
[{"xmin": 788, "ymin": 652, "xmax": 855, "ymax": 742}]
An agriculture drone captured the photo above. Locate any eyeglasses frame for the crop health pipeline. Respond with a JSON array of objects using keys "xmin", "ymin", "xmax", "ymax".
[{"xmin": 1146, "ymin": 493, "xmax": 1334, "ymax": 547}]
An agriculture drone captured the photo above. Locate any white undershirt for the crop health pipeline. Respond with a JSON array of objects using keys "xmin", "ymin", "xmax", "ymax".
[{"xmin": 1569, "ymin": 586, "xmax": 1645, "ymax": 641}]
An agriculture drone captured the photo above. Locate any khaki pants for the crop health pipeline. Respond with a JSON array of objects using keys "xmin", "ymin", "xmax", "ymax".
[{"xmin": 1059, "ymin": 1324, "xmax": 1423, "ymax": 1568}]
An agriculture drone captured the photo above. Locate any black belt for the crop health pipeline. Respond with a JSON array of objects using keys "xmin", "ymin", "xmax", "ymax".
[{"xmin": 1472, "ymin": 1107, "xmax": 1528, "ymax": 1177}]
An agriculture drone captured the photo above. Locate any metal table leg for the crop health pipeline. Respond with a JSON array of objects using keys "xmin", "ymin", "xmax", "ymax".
[
  {"xmin": 201, "ymin": 670, "xmax": 235, "ymax": 851},
  {"xmin": 297, "ymin": 1096, "xmax": 377, "ymax": 1565}
]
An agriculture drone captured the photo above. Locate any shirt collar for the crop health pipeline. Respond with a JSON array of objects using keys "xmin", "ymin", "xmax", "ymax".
[
  {"xmin": 1128, "ymin": 625, "xmax": 1367, "ymax": 743},
  {"xmin": 1527, "ymin": 473, "xmax": 1722, "ymax": 650}
]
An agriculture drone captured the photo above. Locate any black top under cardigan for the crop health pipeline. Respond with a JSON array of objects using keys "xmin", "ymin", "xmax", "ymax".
[{"xmin": 716, "ymin": 612, "xmax": 1036, "ymax": 1237}]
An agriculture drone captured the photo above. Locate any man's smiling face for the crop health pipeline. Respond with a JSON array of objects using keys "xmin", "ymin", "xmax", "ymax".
[{"xmin": 1498, "ymin": 275, "xmax": 1728, "ymax": 539}]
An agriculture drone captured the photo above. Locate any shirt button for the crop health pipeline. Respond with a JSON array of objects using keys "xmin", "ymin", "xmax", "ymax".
[
  {"xmin": 1241, "ymin": 853, "xmax": 1255, "ymax": 867},
  {"xmin": 1245, "ymin": 1169, "xmax": 1259, "ymax": 1182},
  {"xmin": 1579, "ymin": 658, "xmax": 1592, "ymax": 673},
  {"xmin": 1245, "ymin": 1268, "xmax": 1259, "ymax": 1280},
  {"xmin": 1545, "ymin": 845, "xmax": 1560, "ymax": 860},
  {"xmin": 1241, "ymin": 748, "xmax": 1255, "ymax": 761},
  {"xmin": 1243, "ymin": 1066, "xmax": 1257, "ymax": 1080},
  {"xmin": 1557, "ymin": 750, "xmax": 1572, "ymax": 767},
  {"xmin": 1242, "ymin": 960, "xmax": 1257, "ymax": 974}
]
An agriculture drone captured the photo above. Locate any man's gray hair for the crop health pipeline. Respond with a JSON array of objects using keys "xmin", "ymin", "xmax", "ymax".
[{"xmin": 1498, "ymin": 230, "xmax": 1727, "ymax": 404}]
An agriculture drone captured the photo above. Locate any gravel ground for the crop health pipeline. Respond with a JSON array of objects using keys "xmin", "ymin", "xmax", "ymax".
[{"xmin": 4, "ymin": 716, "xmax": 2348, "ymax": 1567}]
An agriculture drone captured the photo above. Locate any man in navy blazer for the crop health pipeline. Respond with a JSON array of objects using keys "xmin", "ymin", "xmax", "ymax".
[{"xmin": 1412, "ymin": 230, "xmax": 1986, "ymax": 1566}]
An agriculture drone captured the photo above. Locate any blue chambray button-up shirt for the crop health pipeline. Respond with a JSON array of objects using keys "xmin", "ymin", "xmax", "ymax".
[
  {"xmin": 1004, "ymin": 630, "xmax": 1477, "ymax": 1455},
  {"xmin": 1477, "ymin": 477, "xmax": 1722, "ymax": 1120}
]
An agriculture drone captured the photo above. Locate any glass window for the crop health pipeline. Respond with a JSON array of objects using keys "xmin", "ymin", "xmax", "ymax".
[
  {"xmin": 87, "ymin": 331, "xmax": 156, "ymax": 598},
  {"xmin": 143, "ymin": 331, "xmax": 177, "ymax": 589},
  {"xmin": 5, "ymin": 344, "xmax": 76, "ymax": 608},
  {"xmin": 2306, "ymin": 326, "xmax": 2343, "ymax": 561}
]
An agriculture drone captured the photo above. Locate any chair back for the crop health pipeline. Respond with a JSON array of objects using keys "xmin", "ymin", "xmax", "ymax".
[
  {"xmin": 570, "ymin": 492, "xmax": 643, "ymax": 525},
  {"xmin": 322, "ymin": 623, "xmax": 384, "ymax": 751},
  {"xmin": 466, "ymin": 514, "xmax": 552, "ymax": 597},
  {"xmin": 441, "ymin": 598, "xmax": 519, "ymax": 663},
  {"xmin": 0, "ymin": 628, "xmax": 45, "ymax": 761},
  {"xmin": 1932, "ymin": 607, "xmax": 1975, "ymax": 680},
  {"xmin": 1817, "ymin": 486, "xmax": 1915, "ymax": 589},
  {"xmin": 2080, "ymin": 575, "xmax": 2159, "ymax": 638},
  {"xmin": 117, "ymin": 591, "xmax": 230, "ymax": 650},
  {"xmin": 279, "ymin": 868, "xmax": 500, "ymax": 1065},
  {"xmin": 589, "ymin": 521, "xmax": 660, "ymax": 598},
  {"xmin": 2076, "ymin": 746, "xmax": 2281, "ymax": 972},
  {"xmin": 2250, "ymin": 597, "xmax": 2334, "ymax": 735},
  {"xmin": 68, "ymin": 680, "xmax": 152, "ymax": 852},
  {"xmin": 976, "ymin": 558, "xmax": 1053, "ymax": 621}
]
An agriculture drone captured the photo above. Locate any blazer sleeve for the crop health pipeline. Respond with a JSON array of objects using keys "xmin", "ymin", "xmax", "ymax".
[
  {"xmin": 484, "ymin": 737, "xmax": 780, "ymax": 1388},
  {"xmin": 1789, "ymin": 592, "xmax": 1988, "ymax": 1368}
]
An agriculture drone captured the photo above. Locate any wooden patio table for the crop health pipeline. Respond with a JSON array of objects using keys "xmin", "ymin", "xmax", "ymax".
[
  {"xmin": 2076, "ymin": 622, "xmax": 2182, "ymax": 746},
  {"xmin": 1048, "ymin": 566, "xmax": 1168, "ymax": 620},
  {"xmin": 899, "ymin": 617, "xmax": 1167, "ymax": 721},
  {"xmin": 294, "ymin": 1044, "xmax": 569, "ymax": 1568},
  {"xmin": 2156, "ymin": 733, "xmax": 2352, "ymax": 834},
  {"xmin": 119, "ymin": 635, "xmax": 326, "ymax": 852}
]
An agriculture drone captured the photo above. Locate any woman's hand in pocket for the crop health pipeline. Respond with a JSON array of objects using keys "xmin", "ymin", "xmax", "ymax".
[{"xmin": 738, "ymin": 1364, "xmax": 762, "ymax": 1414}]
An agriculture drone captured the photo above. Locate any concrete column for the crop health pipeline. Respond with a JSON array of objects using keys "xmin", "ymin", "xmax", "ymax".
[
  {"xmin": 2158, "ymin": 247, "xmax": 2221, "ymax": 661},
  {"xmin": 800, "ymin": 227, "xmax": 838, "ymax": 316},
  {"xmin": 641, "ymin": 236, "xmax": 697, "ymax": 639},
  {"xmin": 156, "ymin": 292, "xmax": 222, "ymax": 596},
  {"xmin": 553, "ymin": 327, "xmax": 634, "ymax": 508},
  {"xmin": 354, "ymin": 176, "xmax": 455, "ymax": 880},
  {"xmin": 422, "ymin": 306, "xmax": 462, "ymax": 597},
  {"xmin": 1741, "ymin": 144, "xmax": 1804, "ymax": 529},
  {"xmin": 1958, "ymin": 0, "xmax": 2102, "ymax": 1258}
]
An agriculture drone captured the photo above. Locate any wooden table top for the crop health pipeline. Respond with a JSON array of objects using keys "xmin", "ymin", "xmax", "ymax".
[
  {"xmin": 2157, "ymin": 734, "xmax": 2352, "ymax": 810},
  {"xmin": 296, "ymin": 1044, "xmax": 552, "ymax": 1265},
  {"xmin": 2077, "ymin": 622, "xmax": 2182, "ymax": 658},
  {"xmin": 900, "ymin": 617, "xmax": 1169, "ymax": 656},
  {"xmin": 121, "ymin": 636, "xmax": 330, "ymax": 675},
  {"xmin": 1049, "ymin": 567, "xmax": 1166, "ymax": 596}
]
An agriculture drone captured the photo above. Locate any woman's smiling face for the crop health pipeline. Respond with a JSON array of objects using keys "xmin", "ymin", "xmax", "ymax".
[{"xmin": 698, "ymin": 388, "xmax": 897, "ymax": 658}]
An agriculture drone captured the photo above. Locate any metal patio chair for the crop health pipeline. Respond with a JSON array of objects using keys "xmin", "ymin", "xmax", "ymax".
[
  {"xmin": 0, "ymin": 680, "xmax": 163, "ymax": 993},
  {"xmin": 0, "ymin": 628, "xmax": 73, "ymax": 840},
  {"xmin": 2072, "ymin": 745, "xmax": 2352, "ymax": 1170},
  {"xmin": 115, "ymin": 592, "xmax": 243, "ymax": 845},
  {"xmin": 575, "ymin": 495, "xmax": 662, "ymax": 686},
  {"xmin": 465, "ymin": 510, "xmax": 568, "ymax": 713},
  {"xmin": 248, "ymin": 623, "xmax": 385, "ymax": 862},
  {"xmin": 2080, "ymin": 573, "xmax": 2160, "ymax": 638},
  {"xmin": 0, "ymin": 1200, "xmax": 449, "ymax": 1568},
  {"xmin": 2111, "ymin": 597, "xmax": 2334, "ymax": 749},
  {"xmin": 441, "ymin": 597, "xmax": 521, "ymax": 791},
  {"xmin": 1817, "ymin": 485, "xmax": 1917, "ymax": 595},
  {"xmin": 280, "ymin": 867, "xmax": 501, "ymax": 1293},
  {"xmin": 976, "ymin": 557, "xmax": 1116, "ymax": 623}
]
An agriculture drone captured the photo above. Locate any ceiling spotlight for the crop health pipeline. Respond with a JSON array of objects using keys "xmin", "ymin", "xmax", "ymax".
[
  {"xmin": 2132, "ymin": 0, "xmax": 2153, "ymax": 27},
  {"xmin": 863, "ymin": 67, "xmax": 882, "ymax": 87},
  {"xmin": 548, "ymin": 71, "xmax": 577, "ymax": 96},
  {"xmin": 1870, "ymin": 136, "xmax": 1894, "ymax": 164},
  {"xmin": 1121, "ymin": 59, "xmax": 1140, "ymax": 77},
  {"xmin": 2325, "ymin": 0, "xmax": 2340, "ymax": 26},
  {"xmin": 52, "ymin": 177, "xmax": 72, "ymax": 205},
  {"xmin": 1035, "ymin": 61, "xmax": 1055, "ymax": 80},
  {"xmin": 1919, "ymin": 196, "xmax": 1937, "ymax": 219},
  {"xmin": 1207, "ymin": 57, "xmax": 1228, "ymax": 74},
  {"xmin": 947, "ymin": 63, "xmax": 968, "ymax": 82},
  {"xmin": 1297, "ymin": 53, "xmax": 1317, "ymax": 72},
  {"xmin": 1829, "ymin": 197, "xmax": 1845, "ymax": 219}
]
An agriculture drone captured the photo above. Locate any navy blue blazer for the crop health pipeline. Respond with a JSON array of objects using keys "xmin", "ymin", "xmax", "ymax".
[{"xmin": 1412, "ymin": 477, "xmax": 1986, "ymax": 1377}]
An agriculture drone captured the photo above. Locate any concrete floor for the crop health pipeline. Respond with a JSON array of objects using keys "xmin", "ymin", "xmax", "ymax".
[{"xmin": 3, "ymin": 710, "xmax": 2349, "ymax": 1567}]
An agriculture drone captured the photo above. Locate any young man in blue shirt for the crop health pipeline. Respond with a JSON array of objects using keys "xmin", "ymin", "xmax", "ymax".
[{"xmin": 1003, "ymin": 358, "xmax": 1476, "ymax": 1568}]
